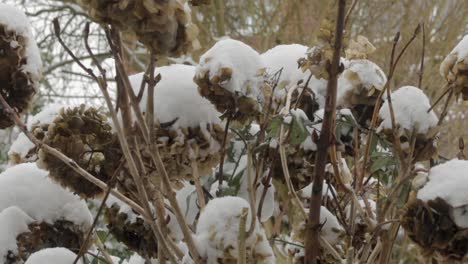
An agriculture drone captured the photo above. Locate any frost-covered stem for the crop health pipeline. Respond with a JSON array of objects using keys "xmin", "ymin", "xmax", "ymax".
[
  {"xmin": 418, "ymin": 23, "xmax": 425, "ymax": 88},
  {"xmin": 107, "ymin": 26, "xmax": 197, "ymax": 263},
  {"xmin": 279, "ymin": 86, "xmax": 307, "ymax": 220},
  {"xmin": 257, "ymin": 160, "xmax": 274, "ymax": 220},
  {"xmin": 246, "ymin": 147, "xmax": 258, "ymax": 236},
  {"xmin": 94, "ymin": 233, "xmax": 115, "ymax": 264},
  {"xmin": 427, "ymin": 83, "xmax": 451, "ymax": 113},
  {"xmin": 366, "ymin": 239, "xmax": 382, "ymax": 264},
  {"xmin": 106, "ymin": 27, "xmax": 151, "ymax": 141},
  {"xmin": 237, "ymin": 207, "xmax": 249, "ymax": 264},
  {"xmin": 217, "ymin": 116, "xmax": 231, "ymax": 193},
  {"xmin": 344, "ymin": 0, "xmax": 358, "ymax": 28},
  {"xmin": 345, "ymin": 246, "xmax": 354, "ymax": 264},
  {"xmin": 361, "ymin": 25, "xmax": 420, "ymax": 188},
  {"xmin": 145, "ymin": 53, "xmax": 158, "ymax": 129},
  {"xmin": 75, "ymin": 184, "xmax": 114, "ymax": 263},
  {"xmin": 191, "ymin": 158, "xmax": 206, "ymax": 209},
  {"xmin": 305, "ymin": 1, "xmax": 346, "ymax": 263},
  {"xmin": 319, "ymin": 236, "xmax": 342, "ymax": 260},
  {"xmin": 53, "ymin": 20, "xmax": 178, "ymax": 263},
  {"xmin": 148, "ymin": 143, "xmax": 204, "ymax": 263},
  {"xmin": 436, "ymin": 88, "xmax": 454, "ymax": 126}
]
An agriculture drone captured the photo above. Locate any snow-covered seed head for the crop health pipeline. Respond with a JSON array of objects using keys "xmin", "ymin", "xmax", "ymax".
[
  {"xmin": 195, "ymin": 196, "xmax": 275, "ymax": 263},
  {"xmin": 36, "ymin": 105, "xmax": 121, "ymax": 198},
  {"xmin": 127, "ymin": 64, "xmax": 225, "ymax": 187},
  {"xmin": 0, "ymin": 164, "xmax": 92, "ymax": 263},
  {"xmin": 8, "ymin": 104, "xmax": 65, "ymax": 166},
  {"xmin": 15, "ymin": 220, "xmax": 89, "ymax": 261},
  {"xmin": 0, "ymin": 4, "xmax": 42, "ymax": 129},
  {"xmin": 336, "ymin": 59, "xmax": 386, "ymax": 126},
  {"xmin": 194, "ymin": 38, "xmax": 268, "ymax": 124},
  {"xmin": 104, "ymin": 200, "xmax": 158, "ymax": 258},
  {"xmin": 377, "ymin": 86, "xmax": 439, "ymax": 161},
  {"xmin": 402, "ymin": 159, "xmax": 468, "ymax": 261},
  {"xmin": 76, "ymin": 0, "xmax": 199, "ymax": 56},
  {"xmin": 440, "ymin": 35, "xmax": 468, "ymax": 100}
]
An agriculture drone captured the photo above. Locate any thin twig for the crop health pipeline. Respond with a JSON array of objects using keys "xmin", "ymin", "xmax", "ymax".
[{"xmin": 418, "ymin": 23, "xmax": 425, "ymax": 88}]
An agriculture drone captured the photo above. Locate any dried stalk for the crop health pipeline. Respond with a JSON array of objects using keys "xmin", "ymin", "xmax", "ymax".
[
  {"xmin": 94, "ymin": 233, "xmax": 115, "ymax": 264},
  {"xmin": 237, "ymin": 207, "xmax": 249, "ymax": 264},
  {"xmin": 305, "ymin": 1, "xmax": 346, "ymax": 262},
  {"xmin": 53, "ymin": 18, "xmax": 179, "ymax": 263},
  {"xmin": 191, "ymin": 157, "xmax": 206, "ymax": 209}
]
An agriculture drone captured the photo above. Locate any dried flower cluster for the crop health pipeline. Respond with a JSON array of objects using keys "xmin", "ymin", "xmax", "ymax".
[
  {"xmin": 37, "ymin": 105, "xmax": 121, "ymax": 198},
  {"xmin": 0, "ymin": 4, "xmax": 42, "ymax": 129},
  {"xmin": 77, "ymin": 0, "xmax": 199, "ymax": 56}
]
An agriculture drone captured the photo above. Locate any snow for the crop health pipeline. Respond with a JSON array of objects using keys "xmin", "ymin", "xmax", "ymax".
[
  {"xmin": 305, "ymin": 206, "xmax": 343, "ymax": 245},
  {"xmin": 176, "ymin": 182, "xmax": 199, "ymax": 226},
  {"xmin": 129, "ymin": 64, "xmax": 221, "ymax": 129},
  {"xmin": 8, "ymin": 104, "xmax": 65, "ymax": 165},
  {"xmin": 299, "ymin": 181, "xmax": 336, "ymax": 199},
  {"xmin": 261, "ymin": 44, "xmax": 309, "ymax": 89},
  {"xmin": 0, "ymin": 163, "xmax": 93, "ymax": 230},
  {"xmin": 337, "ymin": 59, "xmax": 387, "ymax": 106},
  {"xmin": 196, "ymin": 38, "xmax": 266, "ymax": 101},
  {"xmin": 195, "ymin": 196, "xmax": 275, "ymax": 263},
  {"xmin": 27, "ymin": 104, "xmax": 65, "ymax": 130},
  {"xmin": 238, "ymin": 171, "xmax": 276, "ymax": 223},
  {"xmin": 121, "ymin": 254, "xmax": 145, "ymax": 264},
  {"xmin": 24, "ymin": 248, "xmax": 82, "ymax": 264},
  {"xmin": 0, "ymin": 4, "xmax": 42, "ymax": 83},
  {"xmin": 0, "ymin": 206, "xmax": 33, "ymax": 262},
  {"xmin": 417, "ymin": 159, "xmax": 468, "ymax": 228},
  {"xmin": 440, "ymin": 35, "xmax": 468, "ymax": 79},
  {"xmin": 106, "ymin": 194, "xmax": 143, "ymax": 224},
  {"xmin": 261, "ymin": 44, "xmax": 328, "ymax": 107},
  {"xmin": 7, "ymin": 132, "xmax": 35, "ymax": 165},
  {"xmin": 346, "ymin": 199, "xmax": 377, "ymax": 224},
  {"xmin": 300, "ymin": 108, "xmax": 355, "ymax": 151},
  {"xmin": 378, "ymin": 86, "xmax": 438, "ymax": 135}
]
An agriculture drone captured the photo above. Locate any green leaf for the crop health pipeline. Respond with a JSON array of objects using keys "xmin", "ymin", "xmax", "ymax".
[
  {"xmin": 370, "ymin": 153, "xmax": 393, "ymax": 173},
  {"xmin": 289, "ymin": 115, "xmax": 309, "ymax": 145},
  {"xmin": 267, "ymin": 115, "xmax": 283, "ymax": 138}
]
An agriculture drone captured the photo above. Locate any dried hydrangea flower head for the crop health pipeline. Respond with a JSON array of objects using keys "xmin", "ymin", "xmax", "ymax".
[
  {"xmin": 337, "ymin": 58, "xmax": 387, "ymax": 126},
  {"xmin": 37, "ymin": 105, "xmax": 121, "ymax": 198},
  {"xmin": 103, "ymin": 194, "xmax": 185, "ymax": 258},
  {"xmin": 270, "ymin": 108, "xmax": 355, "ymax": 190},
  {"xmin": 402, "ymin": 160, "xmax": 468, "ymax": 261},
  {"xmin": 0, "ymin": 163, "xmax": 92, "ymax": 262},
  {"xmin": 345, "ymin": 35, "xmax": 376, "ymax": 60},
  {"xmin": 104, "ymin": 195, "xmax": 158, "ymax": 258},
  {"xmin": 195, "ymin": 38, "xmax": 267, "ymax": 124},
  {"xmin": 261, "ymin": 44, "xmax": 325, "ymax": 118},
  {"xmin": 377, "ymin": 86, "xmax": 439, "ymax": 161},
  {"xmin": 76, "ymin": 0, "xmax": 199, "ymax": 56},
  {"xmin": 195, "ymin": 196, "xmax": 275, "ymax": 263},
  {"xmin": 440, "ymin": 35, "xmax": 468, "ymax": 101},
  {"xmin": 8, "ymin": 104, "xmax": 64, "ymax": 166},
  {"xmin": 127, "ymin": 64, "xmax": 223, "ymax": 188},
  {"xmin": 0, "ymin": 4, "xmax": 42, "ymax": 129}
]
